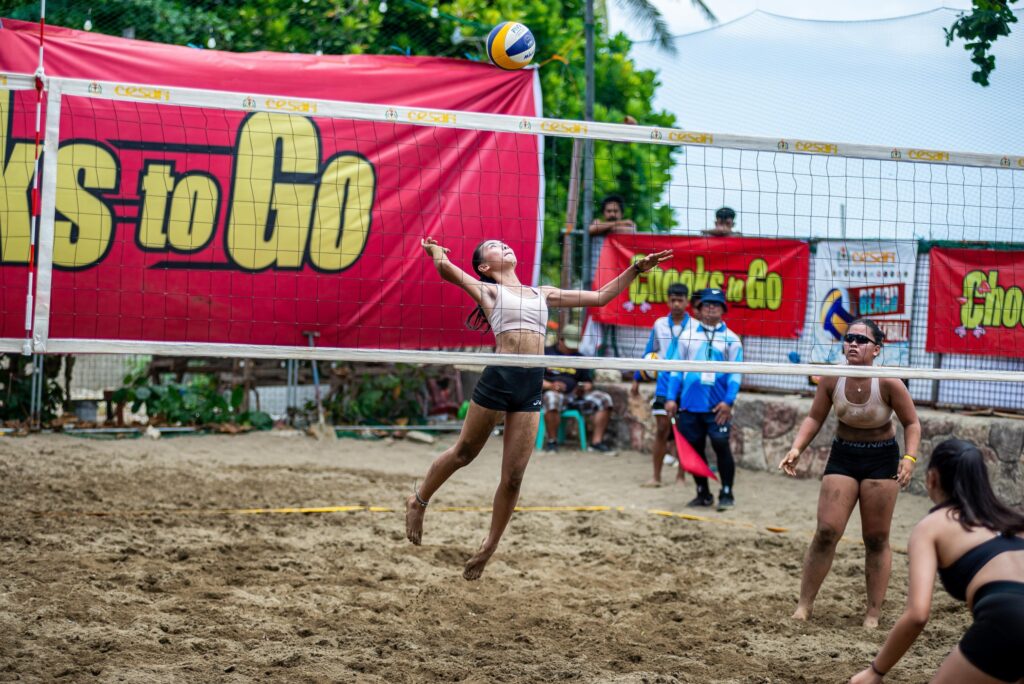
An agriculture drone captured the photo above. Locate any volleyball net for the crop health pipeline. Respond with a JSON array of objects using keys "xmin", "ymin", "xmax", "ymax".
[{"xmin": 1, "ymin": 70, "xmax": 1023, "ymax": 402}]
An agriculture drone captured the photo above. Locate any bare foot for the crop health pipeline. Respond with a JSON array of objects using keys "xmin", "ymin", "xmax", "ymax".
[
  {"xmin": 792, "ymin": 605, "xmax": 812, "ymax": 621},
  {"xmin": 640, "ymin": 479, "xmax": 663, "ymax": 488},
  {"xmin": 862, "ymin": 614, "xmax": 879, "ymax": 629},
  {"xmin": 462, "ymin": 542, "xmax": 496, "ymax": 581},
  {"xmin": 405, "ymin": 494, "xmax": 425, "ymax": 545}
]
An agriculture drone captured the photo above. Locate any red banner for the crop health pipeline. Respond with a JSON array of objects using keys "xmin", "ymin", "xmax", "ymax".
[
  {"xmin": 591, "ymin": 234, "xmax": 809, "ymax": 338},
  {"xmin": 927, "ymin": 247, "xmax": 1024, "ymax": 357},
  {"xmin": 0, "ymin": 19, "xmax": 541, "ymax": 349}
]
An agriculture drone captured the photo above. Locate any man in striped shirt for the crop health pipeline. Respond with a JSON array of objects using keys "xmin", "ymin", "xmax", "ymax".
[{"xmin": 665, "ymin": 288, "xmax": 744, "ymax": 510}]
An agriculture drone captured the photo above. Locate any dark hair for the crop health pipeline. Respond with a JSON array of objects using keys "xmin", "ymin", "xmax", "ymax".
[
  {"xmin": 601, "ymin": 194, "xmax": 625, "ymax": 212},
  {"xmin": 466, "ymin": 241, "xmax": 497, "ymax": 332},
  {"xmin": 928, "ymin": 439, "xmax": 1024, "ymax": 535},
  {"xmin": 847, "ymin": 318, "xmax": 885, "ymax": 345},
  {"xmin": 667, "ymin": 283, "xmax": 689, "ymax": 298},
  {"xmin": 715, "ymin": 206, "xmax": 736, "ymax": 222}
]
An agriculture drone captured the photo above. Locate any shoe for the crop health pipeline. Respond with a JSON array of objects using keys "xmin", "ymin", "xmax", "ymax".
[
  {"xmin": 687, "ymin": 493, "xmax": 714, "ymax": 507},
  {"xmin": 717, "ymin": 492, "xmax": 735, "ymax": 510},
  {"xmin": 544, "ymin": 440, "xmax": 558, "ymax": 453},
  {"xmin": 589, "ymin": 441, "xmax": 617, "ymax": 455}
]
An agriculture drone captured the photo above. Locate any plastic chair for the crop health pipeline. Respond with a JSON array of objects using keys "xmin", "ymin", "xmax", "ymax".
[{"xmin": 535, "ymin": 409, "xmax": 587, "ymax": 450}]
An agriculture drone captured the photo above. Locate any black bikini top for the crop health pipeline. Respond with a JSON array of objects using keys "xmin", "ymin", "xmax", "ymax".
[{"xmin": 936, "ymin": 529, "xmax": 1024, "ymax": 601}]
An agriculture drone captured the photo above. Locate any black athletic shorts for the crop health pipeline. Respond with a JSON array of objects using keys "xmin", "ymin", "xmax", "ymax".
[
  {"xmin": 823, "ymin": 437, "xmax": 899, "ymax": 481},
  {"xmin": 959, "ymin": 581, "xmax": 1024, "ymax": 682},
  {"xmin": 472, "ymin": 366, "xmax": 544, "ymax": 413}
]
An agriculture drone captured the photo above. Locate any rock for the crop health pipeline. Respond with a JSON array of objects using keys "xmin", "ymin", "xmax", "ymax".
[
  {"xmin": 405, "ymin": 430, "xmax": 435, "ymax": 445},
  {"xmin": 989, "ymin": 423, "xmax": 1024, "ymax": 463},
  {"xmin": 763, "ymin": 402, "xmax": 798, "ymax": 439}
]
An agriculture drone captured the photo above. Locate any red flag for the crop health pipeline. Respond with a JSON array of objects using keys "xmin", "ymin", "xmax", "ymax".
[{"xmin": 672, "ymin": 421, "xmax": 718, "ymax": 481}]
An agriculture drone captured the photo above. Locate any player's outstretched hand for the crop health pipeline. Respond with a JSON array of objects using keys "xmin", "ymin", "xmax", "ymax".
[
  {"xmin": 634, "ymin": 250, "xmax": 673, "ymax": 273},
  {"xmin": 421, "ymin": 237, "xmax": 450, "ymax": 258}
]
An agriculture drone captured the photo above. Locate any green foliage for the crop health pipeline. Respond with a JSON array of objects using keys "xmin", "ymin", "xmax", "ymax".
[
  {"xmin": 0, "ymin": 354, "xmax": 66, "ymax": 423},
  {"xmin": 945, "ymin": 0, "xmax": 1019, "ymax": 86},
  {"xmin": 112, "ymin": 370, "xmax": 272, "ymax": 428},
  {"xmin": 322, "ymin": 364, "xmax": 429, "ymax": 425}
]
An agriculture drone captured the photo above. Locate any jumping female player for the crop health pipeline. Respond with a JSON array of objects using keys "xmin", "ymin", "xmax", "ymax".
[
  {"xmin": 779, "ymin": 318, "xmax": 921, "ymax": 627},
  {"xmin": 849, "ymin": 439, "xmax": 1024, "ymax": 683},
  {"xmin": 406, "ymin": 237, "xmax": 671, "ymax": 580}
]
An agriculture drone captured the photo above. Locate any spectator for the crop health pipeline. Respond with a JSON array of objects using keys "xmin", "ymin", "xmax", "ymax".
[
  {"xmin": 588, "ymin": 194, "xmax": 636, "ymax": 285},
  {"xmin": 631, "ymin": 282, "xmax": 692, "ymax": 487},
  {"xmin": 543, "ymin": 324, "xmax": 616, "ymax": 453},
  {"xmin": 665, "ymin": 288, "xmax": 743, "ymax": 509},
  {"xmin": 703, "ymin": 206, "xmax": 737, "ymax": 237}
]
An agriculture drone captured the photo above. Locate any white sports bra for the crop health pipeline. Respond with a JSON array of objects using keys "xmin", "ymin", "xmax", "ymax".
[
  {"xmin": 487, "ymin": 286, "xmax": 549, "ymax": 335},
  {"xmin": 832, "ymin": 376, "xmax": 893, "ymax": 430}
]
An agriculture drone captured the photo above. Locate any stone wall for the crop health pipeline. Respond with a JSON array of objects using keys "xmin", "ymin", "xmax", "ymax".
[{"xmin": 604, "ymin": 382, "xmax": 1024, "ymax": 506}]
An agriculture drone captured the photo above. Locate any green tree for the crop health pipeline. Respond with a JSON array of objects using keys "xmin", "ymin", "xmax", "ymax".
[
  {"xmin": 945, "ymin": 0, "xmax": 1019, "ymax": 86},
  {"xmin": 2, "ymin": 0, "xmax": 678, "ymax": 284}
]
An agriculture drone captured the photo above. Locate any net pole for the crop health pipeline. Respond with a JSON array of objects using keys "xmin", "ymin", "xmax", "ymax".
[
  {"xmin": 22, "ymin": 0, "xmax": 47, "ymax": 356},
  {"xmin": 560, "ymin": 138, "xmax": 584, "ymax": 330}
]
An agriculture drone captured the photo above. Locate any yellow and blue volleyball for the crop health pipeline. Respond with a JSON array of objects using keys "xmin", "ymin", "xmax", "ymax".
[
  {"xmin": 639, "ymin": 351, "xmax": 659, "ymax": 382},
  {"xmin": 486, "ymin": 22, "xmax": 536, "ymax": 70}
]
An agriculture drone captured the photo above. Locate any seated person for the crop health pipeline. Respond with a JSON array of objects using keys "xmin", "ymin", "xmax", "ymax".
[{"xmin": 543, "ymin": 324, "xmax": 615, "ymax": 453}]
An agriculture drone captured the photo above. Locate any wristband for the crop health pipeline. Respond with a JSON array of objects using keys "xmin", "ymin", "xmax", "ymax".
[
  {"xmin": 869, "ymin": 660, "xmax": 886, "ymax": 677},
  {"xmin": 633, "ymin": 262, "xmax": 643, "ymax": 275},
  {"xmin": 903, "ymin": 454, "xmax": 917, "ymax": 463}
]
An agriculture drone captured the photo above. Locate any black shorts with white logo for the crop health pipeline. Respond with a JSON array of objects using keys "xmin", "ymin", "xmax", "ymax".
[{"xmin": 472, "ymin": 366, "xmax": 545, "ymax": 413}]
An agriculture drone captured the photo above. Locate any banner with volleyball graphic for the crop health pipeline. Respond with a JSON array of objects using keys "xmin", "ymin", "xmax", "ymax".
[
  {"xmin": 590, "ymin": 234, "xmax": 809, "ymax": 338},
  {"xmin": 927, "ymin": 247, "xmax": 1024, "ymax": 357},
  {"xmin": 0, "ymin": 19, "xmax": 542, "ymax": 349},
  {"xmin": 810, "ymin": 241, "xmax": 917, "ymax": 367}
]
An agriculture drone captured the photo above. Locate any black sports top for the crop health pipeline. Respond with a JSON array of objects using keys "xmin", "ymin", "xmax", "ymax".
[{"xmin": 937, "ymin": 531, "xmax": 1024, "ymax": 601}]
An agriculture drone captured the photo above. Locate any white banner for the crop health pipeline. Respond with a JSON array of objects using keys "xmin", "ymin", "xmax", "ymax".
[{"xmin": 810, "ymin": 241, "xmax": 918, "ymax": 367}]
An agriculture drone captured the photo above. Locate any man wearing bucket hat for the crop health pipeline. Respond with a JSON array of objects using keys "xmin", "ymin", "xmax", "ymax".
[
  {"xmin": 664, "ymin": 288, "xmax": 744, "ymax": 510},
  {"xmin": 543, "ymin": 324, "xmax": 616, "ymax": 454}
]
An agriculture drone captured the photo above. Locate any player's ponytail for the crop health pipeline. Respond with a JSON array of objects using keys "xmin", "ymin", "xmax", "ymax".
[
  {"xmin": 929, "ymin": 439, "xmax": 1024, "ymax": 535},
  {"xmin": 466, "ymin": 241, "xmax": 495, "ymax": 332}
]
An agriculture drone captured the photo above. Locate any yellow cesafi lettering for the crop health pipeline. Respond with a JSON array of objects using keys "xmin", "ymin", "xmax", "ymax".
[
  {"xmin": 961, "ymin": 270, "xmax": 1024, "ymax": 330},
  {"xmin": 907, "ymin": 149, "xmax": 950, "ymax": 162},
  {"xmin": 540, "ymin": 121, "xmax": 588, "ymax": 134},
  {"xmin": 628, "ymin": 255, "xmax": 782, "ymax": 311},
  {"xmin": 795, "ymin": 140, "xmax": 838, "ymax": 155},
  {"xmin": 0, "ymin": 92, "xmax": 35, "ymax": 264},
  {"xmin": 113, "ymin": 85, "xmax": 170, "ymax": 102},
  {"xmin": 667, "ymin": 131, "xmax": 713, "ymax": 144},
  {"xmin": 406, "ymin": 111, "xmax": 456, "ymax": 124},
  {"xmin": 265, "ymin": 98, "xmax": 318, "ymax": 114}
]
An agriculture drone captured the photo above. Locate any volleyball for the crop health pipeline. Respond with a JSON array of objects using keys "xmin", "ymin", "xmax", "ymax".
[
  {"xmin": 639, "ymin": 351, "xmax": 659, "ymax": 382},
  {"xmin": 486, "ymin": 22, "xmax": 536, "ymax": 70}
]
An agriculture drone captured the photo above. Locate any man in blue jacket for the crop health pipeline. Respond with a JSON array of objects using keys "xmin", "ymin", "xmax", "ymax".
[{"xmin": 664, "ymin": 288, "xmax": 743, "ymax": 510}]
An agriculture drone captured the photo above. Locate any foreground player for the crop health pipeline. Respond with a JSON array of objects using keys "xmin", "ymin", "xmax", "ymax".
[
  {"xmin": 850, "ymin": 439, "xmax": 1024, "ymax": 684},
  {"xmin": 407, "ymin": 238, "xmax": 671, "ymax": 580},
  {"xmin": 779, "ymin": 319, "xmax": 921, "ymax": 627}
]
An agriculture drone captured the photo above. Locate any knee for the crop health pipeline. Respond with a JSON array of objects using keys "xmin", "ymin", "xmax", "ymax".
[
  {"xmin": 812, "ymin": 525, "xmax": 841, "ymax": 550},
  {"xmin": 501, "ymin": 470, "xmax": 526, "ymax": 493},
  {"xmin": 452, "ymin": 442, "xmax": 481, "ymax": 468},
  {"xmin": 863, "ymin": 532, "xmax": 889, "ymax": 554}
]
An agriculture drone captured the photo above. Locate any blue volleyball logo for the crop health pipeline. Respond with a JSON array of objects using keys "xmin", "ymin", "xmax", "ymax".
[{"xmin": 486, "ymin": 22, "xmax": 536, "ymax": 71}]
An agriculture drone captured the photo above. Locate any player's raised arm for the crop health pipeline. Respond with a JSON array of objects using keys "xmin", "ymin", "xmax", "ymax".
[{"xmin": 545, "ymin": 250, "xmax": 672, "ymax": 308}]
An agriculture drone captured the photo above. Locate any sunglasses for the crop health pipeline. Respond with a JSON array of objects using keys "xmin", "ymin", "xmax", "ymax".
[{"xmin": 844, "ymin": 333, "xmax": 877, "ymax": 345}]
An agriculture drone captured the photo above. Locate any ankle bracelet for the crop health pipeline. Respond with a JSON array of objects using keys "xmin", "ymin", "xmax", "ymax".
[{"xmin": 414, "ymin": 491, "xmax": 429, "ymax": 508}]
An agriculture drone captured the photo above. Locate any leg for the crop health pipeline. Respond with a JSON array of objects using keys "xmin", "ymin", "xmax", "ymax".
[
  {"xmin": 793, "ymin": 474, "xmax": 860, "ymax": 620},
  {"xmin": 646, "ymin": 414, "xmax": 671, "ymax": 485},
  {"xmin": 542, "ymin": 390, "xmax": 564, "ymax": 449},
  {"xmin": 463, "ymin": 410, "xmax": 539, "ymax": 580},
  {"xmin": 858, "ymin": 477, "xmax": 900, "ymax": 628},
  {"xmin": 405, "ymin": 400, "xmax": 500, "ymax": 545},
  {"xmin": 930, "ymin": 646, "xmax": 1009, "ymax": 684},
  {"xmin": 708, "ymin": 418, "xmax": 735, "ymax": 491},
  {"xmin": 589, "ymin": 408, "xmax": 611, "ymax": 446},
  {"xmin": 677, "ymin": 411, "xmax": 710, "ymax": 501}
]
